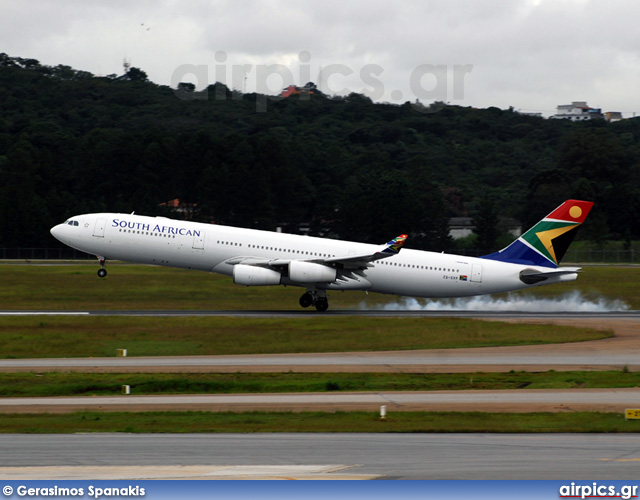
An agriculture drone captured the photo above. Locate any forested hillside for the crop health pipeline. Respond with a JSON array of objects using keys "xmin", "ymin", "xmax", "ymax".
[{"xmin": 1, "ymin": 53, "xmax": 639, "ymax": 251}]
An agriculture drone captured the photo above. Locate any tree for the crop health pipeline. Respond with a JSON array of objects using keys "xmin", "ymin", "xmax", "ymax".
[
  {"xmin": 472, "ymin": 195, "xmax": 500, "ymax": 253},
  {"xmin": 177, "ymin": 82, "xmax": 195, "ymax": 92},
  {"xmin": 2, "ymin": 52, "xmax": 640, "ymax": 249},
  {"xmin": 338, "ymin": 169, "xmax": 420, "ymax": 243},
  {"xmin": 123, "ymin": 67, "xmax": 148, "ymax": 82}
]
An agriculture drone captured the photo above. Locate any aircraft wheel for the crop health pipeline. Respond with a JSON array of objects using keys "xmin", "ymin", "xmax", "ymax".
[
  {"xmin": 314, "ymin": 298, "xmax": 329, "ymax": 312},
  {"xmin": 97, "ymin": 268, "xmax": 107, "ymax": 278},
  {"xmin": 299, "ymin": 292, "xmax": 313, "ymax": 308}
]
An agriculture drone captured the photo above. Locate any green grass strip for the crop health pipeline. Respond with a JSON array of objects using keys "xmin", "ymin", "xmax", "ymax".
[
  {"xmin": 3, "ymin": 411, "xmax": 640, "ymax": 434},
  {"xmin": 0, "ymin": 316, "xmax": 610, "ymax": 358},
  {"xmin": 1, "ymin": 371, "xmax": 638, "ymax": 397}
]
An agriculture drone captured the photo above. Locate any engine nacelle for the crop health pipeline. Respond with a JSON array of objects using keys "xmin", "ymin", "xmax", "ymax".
[
  {"xmin": 289, "ymin": 260, "xmax": 337, "ymax": 283},
  {"xmin": 233, "ymin": 264, "xmax": 281, "ymax": 286}
]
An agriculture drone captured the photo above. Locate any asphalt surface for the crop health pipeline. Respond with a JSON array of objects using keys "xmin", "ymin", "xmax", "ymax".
[
  {"xmin": 0, "ymin": 345, "xmax": 638, "ymax": 372},
  {"xmin": 1, "ymin": 310, "xmax": 637, "ymax": 319},
  {"xmin": 1, "ymin": 388, "xmax": 639, "ymax": 413},
  {"xmin": 2, "ymin": 433, "xmax": 640, "ymax": 479}
]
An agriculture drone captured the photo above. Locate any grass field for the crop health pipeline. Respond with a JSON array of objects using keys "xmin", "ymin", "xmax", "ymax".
[
  {"xmin": 2, "ymin": 411, "xmax": 640, "ymax": 434},
  {"xmin": 0, "ymin": 316, "xmax": 610, "ymax": 358},
  {"xmin": 1, "ymin": 263, "xmax": 638, "ymax": 310},
  {"xmin": 0, "ymin": 370, "xmax": 637, "ymax": 397}
]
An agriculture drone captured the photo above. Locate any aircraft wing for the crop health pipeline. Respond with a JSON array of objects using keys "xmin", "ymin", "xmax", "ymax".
[
  {"xmin": 323, "ymin": 234, "xmax": 407, "ymax": 269},
  {"xmin": 224, "ymin": 234, "xmax": 408, "ymax": 270}
]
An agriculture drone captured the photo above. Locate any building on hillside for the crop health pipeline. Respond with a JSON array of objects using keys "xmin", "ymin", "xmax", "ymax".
[
  {"xmin": 280, "ymin": 82, "xmax": 317, "ymax": 98},
  {"xmin": 605, "ymin": 111, "xmax": 623, "ymax": 122},
  {"xmin": 550, "ymin": 101, "xmax": 604, "ymax": 121},
  {"xmin": 159, "ymin": 199, "xmax": 198, "ymax": 219}
]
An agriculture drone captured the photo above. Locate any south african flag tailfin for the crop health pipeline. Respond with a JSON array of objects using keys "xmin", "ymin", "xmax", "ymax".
[{"xmin": 481, "ymin": 200, "xmax": 594, "ymax": 268}]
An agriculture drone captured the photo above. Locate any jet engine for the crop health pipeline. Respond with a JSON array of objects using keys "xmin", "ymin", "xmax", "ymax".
[
  {"xmin": 289, "ymin": 261, "xmax": 337, "ymax": 283},
  {"xmin": 233, "ymin": 264, "xmax": 281, "ymax": 286}
]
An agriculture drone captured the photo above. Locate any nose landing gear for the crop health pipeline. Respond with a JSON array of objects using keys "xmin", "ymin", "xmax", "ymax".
[
  {"xmin": 97, "ymin": 257, "xmax": 107, "ymax": 278},
  {"xmin": 299, "ymin": 290, "xmax": 329, "ymax": 312}
]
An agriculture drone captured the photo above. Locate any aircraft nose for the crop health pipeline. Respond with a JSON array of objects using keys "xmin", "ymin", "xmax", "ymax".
[{"xmin": 50, "ymin": 224, "xmax": 64, "ymax": 241}]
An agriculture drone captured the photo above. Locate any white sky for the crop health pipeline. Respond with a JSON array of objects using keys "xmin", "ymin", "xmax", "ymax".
[{"xmin": 2, "ymin": 0, "xmax": 640, "ymax": 116}]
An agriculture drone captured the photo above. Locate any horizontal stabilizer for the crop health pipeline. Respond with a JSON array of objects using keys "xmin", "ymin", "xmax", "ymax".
[{"xmin": 519, "ymin": 267, "xmax": 580, "ymax": 285}]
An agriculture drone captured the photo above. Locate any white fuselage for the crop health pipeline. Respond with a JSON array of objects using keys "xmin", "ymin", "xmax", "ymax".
[{"xmin": 50, "ymin": 213, "xmax": 576, "ymax": 298}]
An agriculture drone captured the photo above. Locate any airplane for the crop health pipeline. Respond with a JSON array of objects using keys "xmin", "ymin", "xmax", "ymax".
[{"xmin": 50, "ymin": 199, "xmax": 593, "ymax": 312}]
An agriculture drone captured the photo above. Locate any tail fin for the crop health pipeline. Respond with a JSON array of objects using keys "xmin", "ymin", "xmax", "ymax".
[{"xmin": 481, "ymin": 200, "xmax": 594, "ymax": 268}]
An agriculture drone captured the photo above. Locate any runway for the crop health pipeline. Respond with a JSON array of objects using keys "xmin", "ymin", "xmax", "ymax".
[
  {"xmin": 1, "ymin": 309, "xmax": 637, "ymax": 319},
  {"xmin": 3, "ymin": 433, "xmax": 640, "ymax": 479}
]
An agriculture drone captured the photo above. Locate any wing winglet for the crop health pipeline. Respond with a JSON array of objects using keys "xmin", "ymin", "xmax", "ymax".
[{"xmin": 381, "ymin": 234, "xmax": 408, "ymax": 254}]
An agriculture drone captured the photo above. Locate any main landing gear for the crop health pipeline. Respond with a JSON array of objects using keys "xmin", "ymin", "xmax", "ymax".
[
  {"xmin": 299, "ymin": 290, "xmax": 329, "ymax": 312},
  {"xmin": 97, "ymin": 256, "xmax": 107, "ymax": 278}
]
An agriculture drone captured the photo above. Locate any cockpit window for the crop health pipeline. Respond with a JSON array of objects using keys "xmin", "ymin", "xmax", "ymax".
[{"xmin": 65, "ymin": 220, "xmax": 79, "ymax": 227}]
